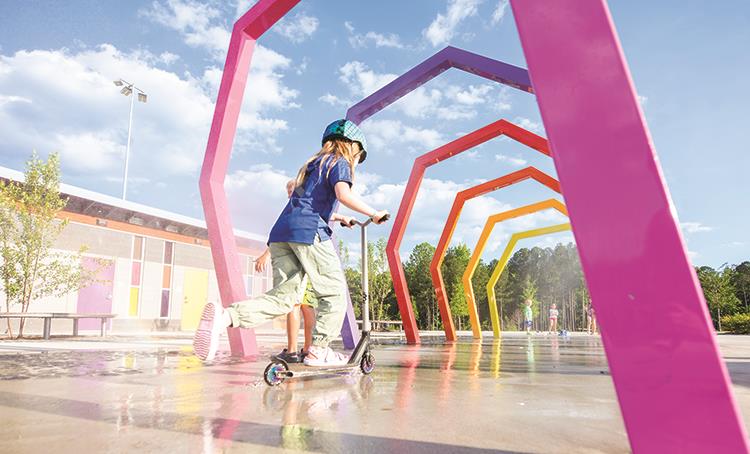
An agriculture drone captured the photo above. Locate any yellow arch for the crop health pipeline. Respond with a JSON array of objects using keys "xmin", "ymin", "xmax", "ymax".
[
  {"xmin": 462, "ymin": 199, "xmax": 568, "ymax": 339},
  {"xmin": 486, "ymin": 222, "xmax": 572, "ymax": 337}
]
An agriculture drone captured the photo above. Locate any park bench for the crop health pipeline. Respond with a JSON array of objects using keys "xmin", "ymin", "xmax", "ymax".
[
  {"xmin": 0, "ymin": 312, "xmax": 117, "ymax": 339},
  {"xmin": 356, "ymin": 320, "xmax": 403, "ymax": 332}
]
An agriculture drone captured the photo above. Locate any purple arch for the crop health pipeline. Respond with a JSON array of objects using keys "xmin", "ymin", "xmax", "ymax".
[
  {"xmin": 344, "ymin": 46, "xmax": 534, "ymax": 344},
  {"xmin": 346, "ymin": 45, "xmax": 532, "ymax": 124}
]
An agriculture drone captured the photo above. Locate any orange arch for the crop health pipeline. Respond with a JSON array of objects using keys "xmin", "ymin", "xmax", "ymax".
[
  {"xmin": 462, "ymin": 199, "xmax": 568, "ymax": 338},
  {"xmin": 430, "ymin": 166, "xmax": 560, "ymax": 341}
]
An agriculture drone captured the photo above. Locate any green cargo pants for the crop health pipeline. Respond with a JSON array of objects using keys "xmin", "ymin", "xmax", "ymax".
[{"xmin": 225, "ymin": 236, "xmax": 347, "ymax": 347}]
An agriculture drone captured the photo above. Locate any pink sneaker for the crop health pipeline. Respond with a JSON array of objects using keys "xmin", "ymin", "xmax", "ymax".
[
  {"xmin": 193, "ymin": 302, "xmax": 223, "ymax": 361},
  {"xmin": 303, "ymin": 346, "xmax": 349, "ymax": 367}
]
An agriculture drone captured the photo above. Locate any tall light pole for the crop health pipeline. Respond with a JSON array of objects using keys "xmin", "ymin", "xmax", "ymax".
[{"xmin": 113, "ymin": 79, "xmax": 147, "ymax": 200}]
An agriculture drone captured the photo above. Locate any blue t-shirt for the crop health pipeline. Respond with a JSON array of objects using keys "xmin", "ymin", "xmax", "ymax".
[{"xmin": 268, "ymin": 156, "xmax": 353, "ymax": 245}]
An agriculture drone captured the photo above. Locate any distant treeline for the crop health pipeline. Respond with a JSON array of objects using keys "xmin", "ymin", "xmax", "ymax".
[
  {"xmin": 342, "ymin": 239, "xmax": 590, "ymax": 332},
  {"xmin": 341, "ymin": 239, "xmax": 750, "ymax": 334}
]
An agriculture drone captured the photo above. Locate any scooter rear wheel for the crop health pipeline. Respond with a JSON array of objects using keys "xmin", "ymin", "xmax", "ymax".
[
  {"xmin": 264, "ymin": 361, "xmax": 288, "ymax": 386},
  {"xmin": 360, "ymin": 353, "xmax": 375, "ymax": 375}
]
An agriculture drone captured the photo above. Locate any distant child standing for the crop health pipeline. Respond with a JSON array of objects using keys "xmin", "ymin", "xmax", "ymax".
[
  {"xmin": 548, "ymin": 303, "xmax": 559, "ymax": 334},
  {"xmin": 193, "ymin": 119, "xmax": 389, "ymax": 366},
  {"xmin": 524, "ymin": 299, "xmax": 533, "ymax": 334},
  {"xmin": 587, "ymin": 303, "xmax": 597, "ymax": 335}
]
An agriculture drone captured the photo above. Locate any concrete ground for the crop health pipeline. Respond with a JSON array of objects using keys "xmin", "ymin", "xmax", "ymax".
[{"xmin": 0, "ymin": 332, "xmax": 749, "ymax": 453}]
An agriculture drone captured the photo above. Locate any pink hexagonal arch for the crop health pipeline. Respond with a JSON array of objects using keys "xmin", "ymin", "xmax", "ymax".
[
  {"xmin": 196, "ymin": 1, "xmax": 748, "ymax": 450},
  {"xmin": 199, "ymin": 0, "xmax": 302, "ymax": 357}
]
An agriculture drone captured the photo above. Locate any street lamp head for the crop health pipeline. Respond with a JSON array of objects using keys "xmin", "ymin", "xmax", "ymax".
[
  {"xmin": 120, "ymin": 86, "xmax": 133, "ymax": 96},
  {"xmin": 137, "ymin": 93, "xmax": 147, "ymax": 103},
  {"xmin": 113, "ymin": 80, "xmax": 123, "ymax": 87}
]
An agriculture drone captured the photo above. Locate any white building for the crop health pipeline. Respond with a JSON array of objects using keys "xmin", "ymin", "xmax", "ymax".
[{"xmin": 0, "ymin": 166, "xmax": 277, "ymax": 335}]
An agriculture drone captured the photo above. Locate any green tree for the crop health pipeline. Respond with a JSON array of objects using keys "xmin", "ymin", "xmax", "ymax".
[
  {"xmin": 404, "ymin": 242, "xmax": 437, "ymax": 329},
  {"xmin": 344, "ymin": 267, "xmax": 363, "ymax": 318},
  {"xmin": 0, "ymin": 153, "xmax": 98, "ymax": 338},
  {"xmin": 697, "ymin": 266, "xmax": 740, "ymax": 331},
  {"xmin": 471, "ymin": 259, "xmax": 493, "ymax": 330},
  {"xmin": 441, "ymin": 243, "xmax": 470, "ymax": 330},
  {"xmin": 730, "ymin": 261, "xmax": 750, "ymax": 313},
  {"xmin": 366, "ymin": 238, "xmax": 393, "ymax": 323}
]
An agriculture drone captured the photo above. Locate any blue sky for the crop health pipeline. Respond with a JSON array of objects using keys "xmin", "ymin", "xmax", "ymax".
[{"xmin": 0, "ymin": 0, "xmax": 748, "ymax": 267}]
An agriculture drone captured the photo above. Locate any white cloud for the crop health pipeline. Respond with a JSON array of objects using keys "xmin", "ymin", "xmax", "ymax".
[
  {"xmin": 140, "ymin": 0, "xmax": 299, "ymax": 113},
  {"xmin": 527, "ymin": 233, "xmax": 576, "ymax": 250},
  {"xmin": 351, "ymin": 171, "xmax": 383, "ymax": 196},
  {"xmin": 0, "ymin": 94, "xmax": 32, "ymax": 106},
  {"xmin": 338, "ymin": 61, "xmax": 501, "ymax": 121},
  {"xmin": 0, "ymin": 40, "xmax": 297, "ymax": 195},
  {"xmin": 345, "ymin": 22, "xmax": 405, "ymax": 49},
  {"xmin": 637, "ymin": 94, "xmax": 648, "ymax": 107},
  {"xmin": 447, "ymin": 84, "xmax": 493, "ymax": 105},
  {"xmin": 495, "ymin": 154, "xmax": 528, "ymax": 167},
  {"xmin": 295, "ymin": 57, "xmax": 309, "ymax": 75},
  {"xmin": 339, "ymin": 61, "xmax": 398, "ymax": 97},
  {"xmin": 490, "ymin": 0, "xmax": 509, "ymax": 25},
  {"xmin": 274, "ymin": 13, "xmax": 319, "ymax": 43},
  {"xmin": 338, "ymin": 173, "xmax": 568, "ymax": 258},
  {"xmin": 225, "ymin": 164, "xmax": 292, "ymax": 236},
  {"xmin": 141, "ymin": 0, "xmax": 229, "ymax": 58},
  {"xmin": 54, "ymin": 131, "xmax": 125, "ymax": 173},
  {"xmin": 360, "ymin": 119, "xmax": 443, "ymax": 154},
  {"xmin": 680, "ymin": 222, "xmax": 713, "ymax": 234},
  {"xmin": 0, "ymin": 45, "xmax": 216, "ymax": 177},
  {"xmin": 319, "ymin": 93, "xmax": 350, "ymax": 107},
  {"xmin": 513, "ymin": 116, "xmax": 545, "ymax": 134},
  {"xmin": 141, "ymin": 0, "xmax": 299, "ymax": 153},
  {"xmin": 423, "ymin": 0, "xmax": 482, "ymax": 47},
  {"xmin": 234, "ymin": 0, "xmax": 257, "ymax": 19},
  {"xmin": 158, "ymin": 51, "xmax": 180, "ymax": 65}
]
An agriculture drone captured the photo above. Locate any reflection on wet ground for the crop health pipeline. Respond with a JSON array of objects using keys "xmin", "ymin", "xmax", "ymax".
[{"xmin": 0, "ymin": 333, "xmax": 748, "ymax": 453}]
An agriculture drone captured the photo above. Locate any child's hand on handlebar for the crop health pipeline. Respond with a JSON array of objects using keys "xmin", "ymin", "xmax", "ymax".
[
  {"xmin": 371, "ymin": 210, "xmax": 390, "ymax": 224},
  {"xmin": 338, "ymin": 215, "xmax": 356, "ymax": 228}
]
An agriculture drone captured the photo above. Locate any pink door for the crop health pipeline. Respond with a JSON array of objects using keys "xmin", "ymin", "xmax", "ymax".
[{"xmin": 76, "ymin": 257, "xmax": 115, "ymax": 330}]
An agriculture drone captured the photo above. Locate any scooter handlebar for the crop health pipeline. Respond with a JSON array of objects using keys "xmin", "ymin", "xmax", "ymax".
[{"xmin": 339, "ymin": 214, "xmax": 390, "ymax": 228}]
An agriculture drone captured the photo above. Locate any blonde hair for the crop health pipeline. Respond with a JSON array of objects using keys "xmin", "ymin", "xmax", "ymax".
[{"xmin": 293, "ymin": 139, "xmax": 360, "ymax": 190}]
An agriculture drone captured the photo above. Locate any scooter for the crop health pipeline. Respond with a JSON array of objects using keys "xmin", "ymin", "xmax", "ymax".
[{"xmin": 263, "ymin": 215, "xmax": 387, "ymax": 386}]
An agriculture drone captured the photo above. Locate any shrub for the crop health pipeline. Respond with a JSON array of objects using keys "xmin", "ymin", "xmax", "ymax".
[{"xmin": 720, "ymin": 314, "xmax": 750, "ymax": 334}]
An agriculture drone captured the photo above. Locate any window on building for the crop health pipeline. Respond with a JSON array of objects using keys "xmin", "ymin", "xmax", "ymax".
[
  {"xmin": 129, "ymin": 235, "xmax": 145, "ymax": 317},
  {"xmin": 245, "ymin": 253, "xmax": 272, "ymax": 297},
  {"xmin": 160, "ymin": 241, "xmax": 174, "ymax": 318}
]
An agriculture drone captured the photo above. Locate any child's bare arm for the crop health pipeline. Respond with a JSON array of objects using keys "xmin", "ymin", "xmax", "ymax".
[{"xmin": 334, "ymin": 182, "xmax": 389, "ymax": 223}]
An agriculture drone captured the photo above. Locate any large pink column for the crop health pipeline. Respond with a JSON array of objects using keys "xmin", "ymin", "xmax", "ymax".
[
  {"xmin": 199, "ymin": 0, "xmax": 301, "ymax": 357},
  {"xmin": 510, "ymin": 1, "xmax": 748, "ymax": 451}
]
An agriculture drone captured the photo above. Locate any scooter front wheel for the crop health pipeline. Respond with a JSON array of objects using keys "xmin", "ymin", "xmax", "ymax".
[
  {"xmin": 360, "ymin": 353, "xmax": 375, "ymax": 375},
  {"xmin": 264, "ymin": 361, "xmax": 289, "ymax": 386}
]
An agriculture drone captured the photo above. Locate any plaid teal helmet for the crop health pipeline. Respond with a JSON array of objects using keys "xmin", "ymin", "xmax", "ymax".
[{"xmin": 322, "ymin": 119, "xmax": 368, "ymax": 163}]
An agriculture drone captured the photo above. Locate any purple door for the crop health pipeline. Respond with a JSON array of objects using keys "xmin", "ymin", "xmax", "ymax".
[{"xmin": 76, "ymin": 257, "xmax": 115, "ymax": 330}]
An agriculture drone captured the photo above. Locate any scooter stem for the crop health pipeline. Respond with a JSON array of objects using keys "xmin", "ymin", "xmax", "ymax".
[{"xmin": 360, "ymin": 219, "xmax": 370, "ymax": 333}]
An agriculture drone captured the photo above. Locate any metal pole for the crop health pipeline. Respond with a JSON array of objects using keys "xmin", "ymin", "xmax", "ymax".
[
  {"xmin": 122, "ymin": 85, "xmax": 135, "ymax": 199},
  {"xmin": 361, "ymin": 222, "xmax": 370, "ymax": 332}
]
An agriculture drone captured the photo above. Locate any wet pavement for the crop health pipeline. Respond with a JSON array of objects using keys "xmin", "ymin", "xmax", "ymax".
[{"xmin": 1, "ymin": 332, "xmax": 749, "ymax": 453}]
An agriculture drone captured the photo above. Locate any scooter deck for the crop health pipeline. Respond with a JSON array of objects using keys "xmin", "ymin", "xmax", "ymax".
[{"xmin": 270, "ymin": 356, "xmax": 359, "ymax": 378}]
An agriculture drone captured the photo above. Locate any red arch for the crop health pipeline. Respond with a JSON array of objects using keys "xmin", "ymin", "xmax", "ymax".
[
  {"xmin": 430, "ymin": 167, "xmax": 559, "ymax": 341},
  {"xmin": 386, "ymin": 119, "xmax": 548, "ymax": 344}
]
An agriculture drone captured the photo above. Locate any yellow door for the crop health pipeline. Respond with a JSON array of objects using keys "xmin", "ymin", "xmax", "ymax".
[{"xmin": 181, "ymin": 268, "xmax": 209, "ymax": 331}]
